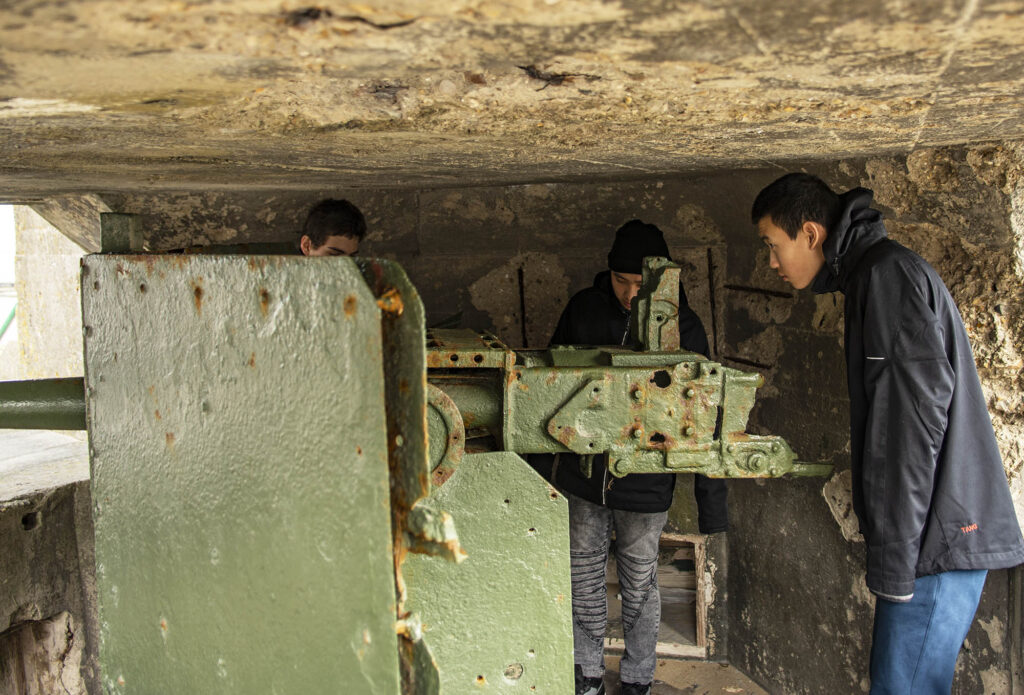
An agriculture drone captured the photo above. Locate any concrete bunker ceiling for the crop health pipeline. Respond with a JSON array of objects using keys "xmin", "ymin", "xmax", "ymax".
[{"xmin": 1, "ymin": 0, "xmax": 1023, "ymax": 196}]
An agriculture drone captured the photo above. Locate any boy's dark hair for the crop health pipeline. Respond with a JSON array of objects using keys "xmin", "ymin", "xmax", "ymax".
[
  {"xmin": 302, "ymin": 199, "xmax": 367, "ymax": 246},
  {"xmin": 750, "ymin": 173, "xmax": 841, "ymax": 239}
]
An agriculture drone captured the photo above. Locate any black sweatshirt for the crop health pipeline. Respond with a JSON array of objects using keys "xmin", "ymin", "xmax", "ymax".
[
  {"xmin": 813, "ymin": 188, "xmax": 1024, "ymax": 597},
  {"xmin": 545, "ymin": 270, "xmax": 729, "ymax": 532}
]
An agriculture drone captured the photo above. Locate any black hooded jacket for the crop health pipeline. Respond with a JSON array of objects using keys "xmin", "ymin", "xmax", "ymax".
[
  {"xmin": 813, "ymin": 188, "xmax": 1024, "ymax": 597},
  {"xmin": 546, "ymin": 270, "xmax": 729, "ymax": 532}
]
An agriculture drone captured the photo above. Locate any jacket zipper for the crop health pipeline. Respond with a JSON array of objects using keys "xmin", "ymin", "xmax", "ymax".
[{"xmin": 621, "ymin": 310, "xmax": 630, "ymax": 346}]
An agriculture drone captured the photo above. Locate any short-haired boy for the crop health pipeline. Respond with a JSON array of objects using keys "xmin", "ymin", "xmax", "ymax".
[
  {"xmin": 751, "ymin": 172, "xmax": 1024, "ymax": 693},
  {"xmin": 299, "ymin": 199, "xmax": 366, "ymax": 257}
]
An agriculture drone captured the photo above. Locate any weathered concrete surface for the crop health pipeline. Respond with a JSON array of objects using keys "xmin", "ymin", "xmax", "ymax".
[
  {"xmin": 0, "ymin": 612, "xmax": 86, "ymax": 695},
  {"xmin": 56, "ymin": 180, "xmax": 723, "ymax": 352},
  {"xmin": 13, "ymin": 206, "xmax": 86, "ymax": 379},
  {"xmin": 2, "ymin": 1, "xmax": 1024, "ymax": 194},
  {"xmin": 0, "ymin": 429, "xmax": 98, "ymax": 695}
]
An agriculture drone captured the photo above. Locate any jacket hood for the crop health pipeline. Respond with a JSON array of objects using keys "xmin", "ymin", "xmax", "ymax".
[{"xmin": 811, "ymin": 187, "xmax": 888, "ymax": 294}]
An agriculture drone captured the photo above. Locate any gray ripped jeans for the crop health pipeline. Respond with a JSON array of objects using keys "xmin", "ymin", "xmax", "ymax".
[{"xmin": 569, "ymin": 493, "xmax": 666, "ymax": 685}]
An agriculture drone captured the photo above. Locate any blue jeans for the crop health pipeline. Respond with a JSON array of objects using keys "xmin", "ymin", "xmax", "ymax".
[
  {"xmin": 569, "ymin": 494, "xmax": 667, "ymax": 685},
  {"xmin": 870, "ymin": 569, "xmax": 988, "ymax": 694}
]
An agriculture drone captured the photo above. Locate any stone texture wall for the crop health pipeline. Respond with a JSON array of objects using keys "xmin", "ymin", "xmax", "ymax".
[
  {"xmin": 0, "ymin": 482, "xmax": 98, "ymax": 695},
  {"xmin": 13, "ymin": 206, "xmax": 86, "ymax": 379}
]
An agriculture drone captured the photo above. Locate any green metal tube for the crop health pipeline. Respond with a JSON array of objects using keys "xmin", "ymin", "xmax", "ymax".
[
  {"xmin": 0, "ymin": 302, "xmax": 15, "ymax": 341},
  {"xmin": 429, "ymin": 377, "xmax": 502, "ymax": 431},
  {"xmin": 0, "ymin": 377, "xmax": 86, "ymax": 430}
]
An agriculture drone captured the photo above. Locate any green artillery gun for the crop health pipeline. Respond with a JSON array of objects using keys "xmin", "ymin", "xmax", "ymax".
[{"xmin": 423, "ymin": 257, "xmax": 830, "ymax": 483}]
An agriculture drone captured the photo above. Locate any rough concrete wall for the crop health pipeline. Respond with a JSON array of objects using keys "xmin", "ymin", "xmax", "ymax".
[
  {"xmin": 0, "ymin": 612, "xmax": 85, "ymax": 695},
  {"xmin": 0, "ymin": 483, "xmax": 98, "ymax": 694},
  {"xmin": 101, "ymin": 180, "xmax": 725, "ymax": 353},
  {"xmin": 4, "ymin": 0, "xmax": 1024, "ymax": 194},
  {"xmin": 864, "ymin": 144, "xmax": 1024, "ymax": 524},
  {"xmin": 13, "ymin": 206, "xmax": 86, "ymax": 378}
]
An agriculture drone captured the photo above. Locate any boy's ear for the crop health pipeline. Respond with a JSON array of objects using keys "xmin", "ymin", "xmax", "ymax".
[
  {"xmin": 299, "ymin": 235, "xmax": 313, "ymax": 255},
  {"xmin": 801, "ymin": 221, "xmax": 827, "ymax": 250}
]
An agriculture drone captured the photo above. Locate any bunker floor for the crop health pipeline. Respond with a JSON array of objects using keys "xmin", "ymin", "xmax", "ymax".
[{"xmin": 605, "ymin": 656, "xmax": 768, "ymax": 695}]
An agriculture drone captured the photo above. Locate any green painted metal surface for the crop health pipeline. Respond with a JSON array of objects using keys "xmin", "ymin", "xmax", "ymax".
[
  {"xmin": 82, "ymin": 255, "xmax": 401, "ymax": 694},
  {"xmin": 425, "ymin": 383, "xmax": 465, "ymax": 488},
  {"xmin": 402, "ymin": 452, "xmax": 573, "ymax": 694},
  {"xmin": 501, "ymin": 350, "xmax": 819, "ymax": 477},
  {"xmin": 0, "ymin": 377, "xmax": 86, "ymax": 430},
  {"xmin": 425, "ymin": 329, "xmax": 513, "ymax": 371},
  {"xmin": 422, "ymin": 284, "xmax": 827, "ymax": 480},
  {"xmin": 356, "ymin": 259, "xmax": 431, "ymax": 531},
  {"xmin": 631, "ymin": 257, "xmax": 682, "ymax": 352}
]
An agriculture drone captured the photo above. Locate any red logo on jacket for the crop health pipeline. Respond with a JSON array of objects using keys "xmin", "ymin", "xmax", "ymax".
[{"xmin": 960, "ymin": 523, "xmax": 979, "ymax": 534}]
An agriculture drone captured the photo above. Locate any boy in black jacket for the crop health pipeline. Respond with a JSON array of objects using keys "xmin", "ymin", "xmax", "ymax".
[
  {"xmin": 551, "ymin": 220, "xmax": 728, "ymax": 695},
  {"xmin": 751, "ymin": 173, "xmax": 1024, "ymax": 693}
]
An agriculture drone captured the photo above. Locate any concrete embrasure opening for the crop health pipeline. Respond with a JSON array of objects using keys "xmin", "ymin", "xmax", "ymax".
[{"xmin": 605, "ymin": 533, "xmax": 704, "ymax": 660}]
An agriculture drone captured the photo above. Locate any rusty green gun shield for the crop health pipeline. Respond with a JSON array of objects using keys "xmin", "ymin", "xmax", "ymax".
[
  {"xmin": 401, "ymin": 452, "xmax": 573, "ymax": 693},
  {"xmin": 82, "ymin": 255, "xmax": 400, "ymax": 694}
]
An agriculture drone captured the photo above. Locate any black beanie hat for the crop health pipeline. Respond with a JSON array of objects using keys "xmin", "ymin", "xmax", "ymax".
[{"xmin": 607, "ymin": 219, "xmax": 670, "ymax": 274}]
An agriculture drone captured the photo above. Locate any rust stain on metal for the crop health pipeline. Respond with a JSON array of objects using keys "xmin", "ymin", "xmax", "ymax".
[
  {"xmin": 259, "ymin": 288, "xmax": 270, "ymax": 317},
  {"xmin": 247, "ymin": 256, "xmax": 268, "ymax": 272},
  {"xmin": 432, "ymin": 466, "xmax": 456, "ymax": 487},
  {"xmin": 545, "ymin": 371, "xmax": 558, "ymax": 386},
  {"xmin": 191, "ymin": 278, "xmax": 204, "ymax": 314},
  {"xmin": 375, "ymin": 286, "xmax": 404, "ymax": 316},
  {"xmin": 248, "ymin": 352, "xmax": 256, "ymax": 368},
  {"xmin": 344, "ymin": 294, "xmax": 358, "ymax": 317},
  {"xmin": 399, "ymin": 378, "xmax": 410, "ymax": 394},
  {"xmin": 154, "ymin": 409, "xmax": 161, "ymax": 420},
  {"xmin": 165, "ymin": 432, "xmax": 175, "ymax": 449},
  {"xmin": 555, "ymin": 425, "xmax": 577, "ymax": 447}
]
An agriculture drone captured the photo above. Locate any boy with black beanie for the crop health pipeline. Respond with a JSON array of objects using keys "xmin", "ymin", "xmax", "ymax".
[{"xmin": 550, "ymin": 219, "xmax": 728, "ymax": 695}]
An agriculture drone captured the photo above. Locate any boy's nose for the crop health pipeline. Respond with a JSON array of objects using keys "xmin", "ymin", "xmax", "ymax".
[{"xmin": 769, "ymin": 254, "xmax": 779, "ymax": 269}]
